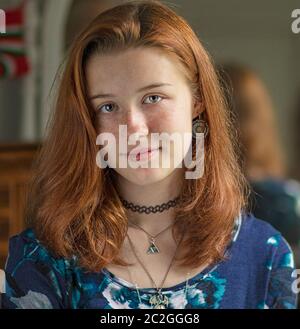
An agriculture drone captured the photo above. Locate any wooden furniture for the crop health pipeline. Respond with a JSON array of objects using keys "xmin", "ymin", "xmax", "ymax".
[{"xmin": 0, "ymin": 143, "xmax": 40, "ymax": 268}]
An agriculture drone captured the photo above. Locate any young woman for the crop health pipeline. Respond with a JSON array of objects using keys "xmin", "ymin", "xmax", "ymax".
[{"xmin": 1, "ymin": 0, "xmax": 297, "ymax": 309}]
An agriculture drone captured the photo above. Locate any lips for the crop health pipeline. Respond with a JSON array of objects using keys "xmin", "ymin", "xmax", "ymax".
[
  {"xmin": 135, "ymin": 148, "xmax": 160, "ymax": 161},
  {"xmin": 127, "ymin": 147, "xmax": 160, "ymax": 157},
  {"xmin": 122, "ymin": 147, "xmax": 161, "ymax": 163}
]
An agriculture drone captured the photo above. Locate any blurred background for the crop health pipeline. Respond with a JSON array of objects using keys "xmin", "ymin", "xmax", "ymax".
[{"xmin": 0, "ymin": 0, "xmax": 299, "ymax": 284}]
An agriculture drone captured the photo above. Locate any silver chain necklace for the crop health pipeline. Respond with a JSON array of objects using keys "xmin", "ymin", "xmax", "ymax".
[
  {"xmin": 128, "ymin": 220, "xmax": 175, "ymax": 254},
  {"xmin": 130, "ymin": 268, "xmax": 191, "ymax": 309},
  {"xmin": 122, "ymin": 195, "xmax": 180, "ymax": 254},
  {"xmin": 126, "ymin": 232, "xmax": 186, "ymax": 309}
]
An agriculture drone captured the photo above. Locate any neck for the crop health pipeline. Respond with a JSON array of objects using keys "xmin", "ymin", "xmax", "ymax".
[{"xmin": 113, "ymin": 168, "xmax": 184, "ymax": 231}]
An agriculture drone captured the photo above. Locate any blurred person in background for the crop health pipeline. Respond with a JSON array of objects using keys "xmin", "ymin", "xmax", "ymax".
[{"xmin": 218, "ymin": 63, "xmax": 300, "ymax": 262}]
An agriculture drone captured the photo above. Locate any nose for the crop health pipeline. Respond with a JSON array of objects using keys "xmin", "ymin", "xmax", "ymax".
[{"xmin": 124, "ymin": 108, "xmax": 149, "ymax": 138}]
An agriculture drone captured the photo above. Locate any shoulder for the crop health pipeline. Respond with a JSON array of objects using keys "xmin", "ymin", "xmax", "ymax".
[
  {"xmin": 237, "ymin": 211, "xmax": 295, "ymax": 269},
  {"xmin": 2, "ymin": 228, "xmax": 77, "ymax": 308},
  {"xmin": 5, "ymin": 228, "xmax": 73, "ymax": 277},
  {"xmin": 5, "ymin": 228, "xmax": 77, "ymax": 298},
  {"xmin": 240, "ymin": 210, "xmax": 282, "ymax": 237},
  {"xmin": 244, "ymin": 213, "xmax": 299, "ymax": 309}
]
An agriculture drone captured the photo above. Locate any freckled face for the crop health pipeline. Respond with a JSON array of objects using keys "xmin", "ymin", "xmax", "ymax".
[{"xmin": 85, "ymin": 47, "xmax": 195, "ymax": 186}]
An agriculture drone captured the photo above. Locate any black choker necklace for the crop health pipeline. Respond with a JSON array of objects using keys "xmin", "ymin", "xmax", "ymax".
[{"xmin": 120, "ymin": 196, "xmax": 180, "ymax": 214}]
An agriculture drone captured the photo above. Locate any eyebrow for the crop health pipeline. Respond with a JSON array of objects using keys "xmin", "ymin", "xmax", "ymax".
[{"xmin": 89, "ymin": 83, "xmax": 173, "ymax": 100}]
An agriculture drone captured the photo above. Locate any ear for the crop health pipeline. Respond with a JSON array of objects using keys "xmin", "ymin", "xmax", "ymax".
[{"xmin": 192, "ymin": 100, "xmax": 204, "ymax": 120}]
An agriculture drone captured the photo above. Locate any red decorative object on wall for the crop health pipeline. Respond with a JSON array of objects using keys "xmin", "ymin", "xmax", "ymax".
[{"xmin": 0, "ymin": 0, "xmax": 30, "ymax": 78}]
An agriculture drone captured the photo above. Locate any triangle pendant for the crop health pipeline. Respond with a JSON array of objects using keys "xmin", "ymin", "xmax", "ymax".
[{"xmin": 147, "ymin": 239, "xmax": 160, "ymax": 254}]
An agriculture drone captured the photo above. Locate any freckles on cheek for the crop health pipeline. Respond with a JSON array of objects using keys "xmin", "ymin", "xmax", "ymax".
[
  {"xmin": 95, "ymin": 116, "xmax": 115, "ymax": 133},
  {"xmin": 152, "ymin": 112, "xmax": 175, "ymax": 133}
]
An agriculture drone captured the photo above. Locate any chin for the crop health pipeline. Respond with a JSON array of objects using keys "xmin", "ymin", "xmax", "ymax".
[{"xmin": 115, "ymin": 167, "xmax": 175, "ymax": 186}]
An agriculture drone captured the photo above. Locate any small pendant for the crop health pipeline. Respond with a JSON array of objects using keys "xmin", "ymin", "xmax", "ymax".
[
  {"xmin": 154, "ymin": 304, "xmax": 166, "ymax": 309},
  {"xmin": 147, "ymin": 238, "xmax": 160, "ymax": 254},
  {"xmin": 149, "ymin": 294, "xmax": 169, "ymax": 308}
]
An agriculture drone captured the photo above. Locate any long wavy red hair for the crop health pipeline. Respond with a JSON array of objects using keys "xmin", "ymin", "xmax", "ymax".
[{"xmin": 25, "ymin": 0, "xmax": 249, "ymax": 271}]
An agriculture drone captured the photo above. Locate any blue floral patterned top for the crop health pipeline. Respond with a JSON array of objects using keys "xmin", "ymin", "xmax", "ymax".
[{"xmin": 0, "ymin": 212, "xmax": 298, "ymax": 309}]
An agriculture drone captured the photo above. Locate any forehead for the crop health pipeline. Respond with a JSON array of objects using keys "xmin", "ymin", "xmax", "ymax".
[{"xmin": 85, "ymin": 47, "xmax": 188, "ymax": 93}]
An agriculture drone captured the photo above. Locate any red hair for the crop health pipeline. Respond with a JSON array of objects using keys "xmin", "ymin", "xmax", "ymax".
[{"xmin": 25, "ymin": 0, "xmax": 249, "ymax": 271}]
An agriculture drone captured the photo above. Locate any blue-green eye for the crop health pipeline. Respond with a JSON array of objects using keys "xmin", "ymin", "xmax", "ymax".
[
  {"xmin": 97, "ymin": 95, "xmax": 162, "ymax": 113},
  {"xmin": 98, "ymin": 103, "xmax": 115, "ymax": 113},
  {"xmin": 144, "ymin": 95, "xmax": 163, "ymax": 104}
]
